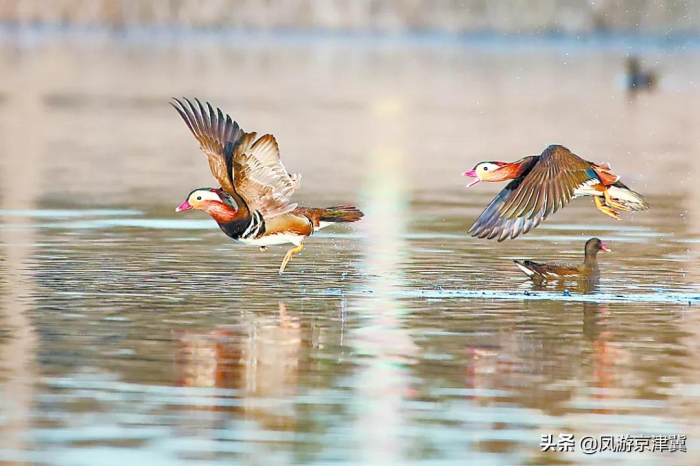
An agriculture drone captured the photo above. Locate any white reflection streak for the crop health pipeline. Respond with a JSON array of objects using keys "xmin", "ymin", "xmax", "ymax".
[
  {"xmin": 0, "ymin": 89, "xmax": 40, "ymax": 454},
  {"xmin": 687, "ymin": 143, "xmax": 700, "ymax": 286},
  {"xmin": 353, "ymin": 97, "xmax": 418, "ymax": 465}
]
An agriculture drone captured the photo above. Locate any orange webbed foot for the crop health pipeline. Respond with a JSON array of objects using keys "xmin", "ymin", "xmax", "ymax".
[
  {"xmin": 595, "ymin": 196, "xmax": 621, "ymax": 220},
  {"xmin": 279, "ymin": 243, "xmax": 304, "ymax": 274},
  {"xmin": 603, "ymin": 189, "xmax": 627, "ymax": 211}
]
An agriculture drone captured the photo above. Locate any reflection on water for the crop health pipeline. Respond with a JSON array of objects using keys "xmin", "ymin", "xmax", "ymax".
[
  {"xmin": 174, "ymin": 301, "xmax": 302, "ymax": 437},
  {"xmin": 0, "ymin": 84, "xmax": 40, "ymax": 460},
  {"xmin": 352, "ymin": 99, "xmax": 419, "ymax": 465},
  {"xmin": 0, "ymin": 34, "xmax": 700, "ymax": 465}
]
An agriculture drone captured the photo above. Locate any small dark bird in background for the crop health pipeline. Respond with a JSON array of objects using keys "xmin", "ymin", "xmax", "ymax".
[{"xmin": 626, "ymin": 56, "xmax": 657, "ymax": 93}]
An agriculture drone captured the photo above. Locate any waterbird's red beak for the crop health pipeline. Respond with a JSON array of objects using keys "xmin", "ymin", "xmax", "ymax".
[
  {"xmin": 175, "ymin": 200, "xmax": 192, "ymax": 212},
  {"xmin": 600, "ymin": 242, "xmax": 611, "ymax": 252},
  {"xmin": 463, "ymin": 169, "xmax": 480, "ymax": 188}
]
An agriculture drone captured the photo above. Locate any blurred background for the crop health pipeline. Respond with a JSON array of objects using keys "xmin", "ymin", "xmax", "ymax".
[
  {"xmin": 2, "ymin": 0, "xmax": 700, "ymax": 34},
  {"xmin": 1, "ymin": 1, "xmax": 700, "ymax": 465}
]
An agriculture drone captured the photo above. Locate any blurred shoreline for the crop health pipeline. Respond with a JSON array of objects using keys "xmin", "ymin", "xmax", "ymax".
[
  {"xmin": 2, "ymin": 24, "xmax": 700, "ymax": 51},
  {"xmin": 0, "ymin": 0, "xmax": 699, "ymax": 36}
]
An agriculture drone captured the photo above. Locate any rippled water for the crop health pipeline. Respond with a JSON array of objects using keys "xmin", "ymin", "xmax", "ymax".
[{"xmin": 1, "ymin": 33, "xmax": 700, "ymax": 465}]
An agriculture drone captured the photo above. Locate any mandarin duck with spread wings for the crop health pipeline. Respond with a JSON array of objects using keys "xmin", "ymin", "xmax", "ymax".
[
  {"xmin": 172, "ymin": 98, "xmax": 363, "ymax": 274},
  {"xmin": 463, "ymin": 145, "xmax": 648, "ymax": 241}
]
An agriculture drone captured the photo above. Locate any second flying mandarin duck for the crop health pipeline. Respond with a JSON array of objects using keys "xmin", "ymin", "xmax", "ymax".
[
  {"xmin": 463, "ymin": 145, "xmax": 648, "ymax": 241},
  {"xmin": 172, "ymin": 98, "xmax": 363, "ymax": 274}
]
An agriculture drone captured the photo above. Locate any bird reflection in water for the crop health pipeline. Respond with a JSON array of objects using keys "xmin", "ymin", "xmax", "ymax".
[
  {"xmin": 583, "ymin": 301, "xmax": 620, "ymax": 414},
  {"xmin": 173, "ymin": 302, "xmax": 302, "ymax": 429},
  {"xmin": 463, "ymin": 276, "xmax": 616, "ymax": 416},
  {"xmin": 528, "ymin": 274, "xmax": 600, "ymax": 294}
]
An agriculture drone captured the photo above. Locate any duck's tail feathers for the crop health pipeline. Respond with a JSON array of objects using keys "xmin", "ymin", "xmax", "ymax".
[
  {"xmin": 514, "ymin": 260, "xmax": 537, "ymax": 277},
  {"xmin": 295, "ymin": 205, "xmax": 364, "ymax": 231},
  {"xmin": 317, "ymin": 205, "xmax": 364, "ymax": 223},
  {"xmin": 608, "ymin": 182, "xmax": 649, "ymax": 211}
]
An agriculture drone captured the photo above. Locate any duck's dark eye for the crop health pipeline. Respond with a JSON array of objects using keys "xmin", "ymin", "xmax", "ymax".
[
  {"xmin": 483, "ymin": 166, "xmax": 489, "ymax": 171},
  {"xmin": 196, "ymin": 196, "xmax": 202, "ymax": 201}
]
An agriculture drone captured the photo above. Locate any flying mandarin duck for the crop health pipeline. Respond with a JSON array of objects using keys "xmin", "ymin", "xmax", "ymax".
[
  {"xmin": 514, "ymin": 237, "xmax": 611, "ymax": 281},
  {"xmin": 172, "ymin": 98, "xmax": 363, "ymax": 274},
  {"xmin": 463, "ymin": 145, "xmax": 648, "ymax": 241}
]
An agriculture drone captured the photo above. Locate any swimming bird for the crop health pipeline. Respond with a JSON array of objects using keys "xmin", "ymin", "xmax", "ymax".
[
  {"xmin": 626, "ymin": 56, "xmax": 657, "ymax": 92},
  {"xmin": 172, "ymin": 98, "xmax": 363, "ymax": 274},
  {"xmin": 463, "ymin": 145, "xmax": 648, "ymax": 241},
  {"xmin": 514, "ymin": 238, "xmax": 610, "ymax": 281}
]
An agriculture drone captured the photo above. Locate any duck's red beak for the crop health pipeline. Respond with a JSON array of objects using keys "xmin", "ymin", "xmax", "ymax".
[
  {"xmin": 175, "ymin": 200, "xmax": 192, "ymax": 212},
  {"xmin": 463, "ymin": 169, "xmax": 480, "ymax": 188},
  {"xmin": 600, "ymin": 242, "xmax": 611, "ymax": 252}
]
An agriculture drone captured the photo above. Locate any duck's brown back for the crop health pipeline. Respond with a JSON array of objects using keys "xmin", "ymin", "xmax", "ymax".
[
  {"xmin": 516, "ymin": 260, "xmax": 584, "ymax": 279},
  {"xmin": 532, "ymin": 261, "xmax": 583, "ymax": 277}
]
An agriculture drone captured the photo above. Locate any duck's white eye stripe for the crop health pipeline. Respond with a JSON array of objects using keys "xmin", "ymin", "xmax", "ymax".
[{"xmin": 195, "ymin": 191, "xmax": 222, "ymax": 202}]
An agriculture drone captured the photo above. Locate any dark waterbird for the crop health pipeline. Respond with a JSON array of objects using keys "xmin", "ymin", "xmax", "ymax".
[
  {"xmin": 626, "ymin": 56, "xmax": 657, "ymax": 93},
  {"xmin": 514, "ymin": 238, "xmax": 611, "ymax": 282}
]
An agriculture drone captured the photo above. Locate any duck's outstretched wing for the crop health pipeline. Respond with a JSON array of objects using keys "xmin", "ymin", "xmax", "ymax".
[
  {"xmin": 170, "ymin": 97, "xmax": 252, "ymax": 196},
  {"xmin": 233, "ymin": 134, "xmax": 299, "ymax": 219},
  {"xmin": 171, "ymin": 98, "xmax": 301, "ymax": 218},
  {"xmin": 469, "ymin": 178, "xmax": 547, "ymax": 241},
  {"xmin": 470, "ymin": 145, "xmax": 598, "ymax": 241}
]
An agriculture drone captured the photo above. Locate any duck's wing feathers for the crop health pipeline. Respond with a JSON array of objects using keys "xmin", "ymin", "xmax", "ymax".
[
  {"xmin": 514, "ymin": 260, "xmax": 581, "ymax": 279},
  {"xmin": 469, "ymin": 177, "xmax": 552, "ymax": 241},
  {"xmin": 233, "ymin": 134, "xmax": 298, "ymax": 219},
  {"xmin": 172, "ymin": 98, "xmax": 301, "ymax": 218},
  {"xmin": 171, "ymin": 97, "xmax": 252, "ymax": 195},
  {"xmin": 470, "ymin": 145, "xmax": 598, "ymax": 241}
]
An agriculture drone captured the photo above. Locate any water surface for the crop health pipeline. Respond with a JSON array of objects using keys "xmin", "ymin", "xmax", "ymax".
[{"xmin": 1, "ymin": 33, "xmax": 699, "ymax": 465}]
